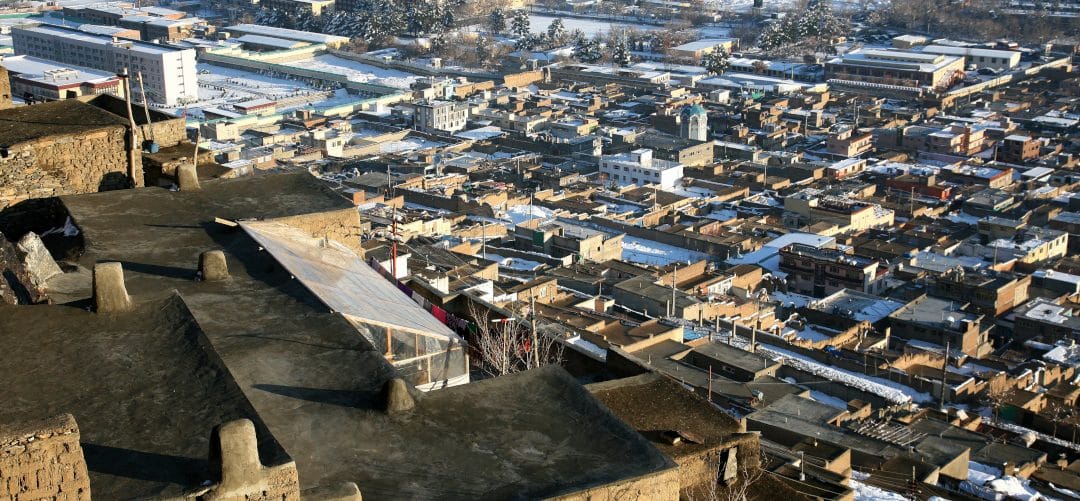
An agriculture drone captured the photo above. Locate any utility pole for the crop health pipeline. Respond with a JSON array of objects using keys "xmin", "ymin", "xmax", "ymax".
[
  {"xmin": 798, "ymin": 451, "xmax": 806, "ymax": 481},
  {"xmin": 708, "ymin": 365, "xmax": 713, "ymax": 403},
  {"xmin": 670, "ymin": 265, "xmax": 678, "ymax": 319},
  {"xmin": 750, "ymin": 326, "xmax": 757, "ymax": 353},
  {"xmin": 910, "ymin": 187, "xmax": 915, "ymax": 217},
  {"xmin": 390, "ymin": 204, "xmax": 398, "ymax": 279},
  {"xmin": 910, "ymin": 465, "xmax": 918, "ymax": 500},
  {"xmin": 530, "ymin": 295, "xmax": 538, "ymax": 367},
  {"xmin": 481, "ymin": 221, "xmax": 487, "ymax": 257},
  {"xmin": 386, "ymin": 164, "xmax": 393, "ymax": 199},
  {"xmin": 939, "ymin": 337, "xmax": 951, "ymax": 411}
]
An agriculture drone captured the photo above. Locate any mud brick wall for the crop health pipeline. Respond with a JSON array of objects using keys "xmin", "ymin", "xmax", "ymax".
[
  {"xmin": 0, "ymin": 67, "xmax": 11, "ymax": 111},
  {"xmin": 271, "ymin": 208, "xmax": 370, "ymax": 257},
  {"xmin": 550, "ymin": 467, "xmax": 680, "ymax": 501},
  {"xmin": 503, "ymin": 70, "xmax": 544, "ymax": 89},
  {"xmin": 0, "ymin": 126, "xmax": 142, "ymax": 210},
  {"xmin": 138, "ymin": 117, "xmax": 187, "ymax": 149},
  {"xmin": 0, "ymin": 414, "xmax": 91, "ymax": 500}
]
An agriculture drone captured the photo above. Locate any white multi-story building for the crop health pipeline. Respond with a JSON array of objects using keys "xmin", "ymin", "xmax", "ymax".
[
  {"xmin": 599, "ymin": 149, "xmax": 684, "ymax": 190},
  {"xmin": 12, "ymin": 24, "xmax": 197, "ymax": 106},
  {"xmin": 414, "ymin": 100, "xmax": 468, "ymax": 134}
]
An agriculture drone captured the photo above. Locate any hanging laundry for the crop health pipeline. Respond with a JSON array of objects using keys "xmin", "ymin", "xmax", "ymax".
[{"xmin": 431, "ymin": 306, "xmax": 448, "ymax": 323}]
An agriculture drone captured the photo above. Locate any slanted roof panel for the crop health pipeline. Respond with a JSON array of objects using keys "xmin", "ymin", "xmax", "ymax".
[{"xmin": 240, "ymin": 220, "xmax": 456, "ymax": 339}]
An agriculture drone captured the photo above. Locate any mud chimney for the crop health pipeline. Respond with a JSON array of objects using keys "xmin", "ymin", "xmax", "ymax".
[
  {"xmin": 93, "ymin": 262, "xmax": 131, "ymax": 313},
  {"xmin": 199, "ymin": 250, "xmax": 229, "ymax": 281}
]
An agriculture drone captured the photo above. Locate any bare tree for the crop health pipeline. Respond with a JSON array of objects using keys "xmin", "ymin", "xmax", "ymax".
[
  {"xmin": 1044, "ymin": 400, "xmax": 1073, "ymax": 440},
  {"xmin": 687, "ymin": 449, "xmax": 766, "ymax": 501},
  {"xmin": 466, "ymin": 301, "xmax": 563, "ymax": 378},
  {"xmin": 984, "ymin": 386, "xmax": 1016, "ymax": 422}
]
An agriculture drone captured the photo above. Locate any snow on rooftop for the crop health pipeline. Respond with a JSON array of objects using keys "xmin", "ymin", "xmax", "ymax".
[
  {"xmin": 225, "ymin": 23, "xmax": 348, "ymax": 45},
  {"xmin": 281, "ymin": 54, "xmax": 421, "ymax": 90},
  {"xmin": 1033, "ymin": 269, "xmax": 1080, "ymax": 285},
  {"xmin": 764, "ymin": 232, "xmax": 836, "ymax": 250},
  {"xmin": 483, "ymin": 253, "xmax": 544, "ymax": 272},
  {"xmin": 743, "ymin": 341, "xmax": 929, "ymax": 404},
  {"xmin": 566, "ymin": 335, "xmax": 607, "ymax": 360},
  {"xmin": 454, "ymin": 126, "xmax": 504, "ymax": 141},
  {"xmin": 0, "ymin": 55, "xmax": 117, "ymax": 83},
  {"xmin": 962, "ymin": 462, "xmax": 1045, "ymax": 501},
  {"xmin": 503, "ymin": 204, "xmax": 555, "ymax": 227}
]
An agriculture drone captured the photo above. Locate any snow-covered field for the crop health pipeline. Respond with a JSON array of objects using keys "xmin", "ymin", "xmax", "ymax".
[
  {"xmin": 703, "ymin": 0, "xmax": 886, "ymax": 13},
  {"xmin": 282, "ymin": 55, "xmax": 422, "ymax": 90},
  {"xmin": 528, "ymin": 15, "xmax": 650, "ymax": 36}
]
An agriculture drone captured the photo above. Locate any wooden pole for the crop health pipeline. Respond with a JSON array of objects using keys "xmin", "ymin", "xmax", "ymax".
[
  {"xmin": 192, "ymin": 128, "xmax": 201, "ymax": 174},
  {"xmin": 120, "ymin": 68, "xmax": 139, "ymax": 185},
  {"xmin": 136, "ymin": 71, "xmax": 154, "ymax": 142}
]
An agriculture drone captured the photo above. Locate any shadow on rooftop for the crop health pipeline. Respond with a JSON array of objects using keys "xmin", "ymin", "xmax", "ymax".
[
  {"xmin": 253, "ymin": 384, "xmax": 383, "ymax": 411},
  {"xmin": 82, "ymin": 442, "xmax": 208, "ymax": 487},
  {"xmin": 200, "ymin": 221, "xmax": 328, "ymax": 311},
  {"xmin": 143, "ymin": 223, "xmax": 205, "ymax": 230},
  {"xmin": 111, "ymin": 260, "xmax": 196, "ymax": 280},
  {"xmin": 223, "ymin": 332, "xmax": 361, "ymax": 352}
]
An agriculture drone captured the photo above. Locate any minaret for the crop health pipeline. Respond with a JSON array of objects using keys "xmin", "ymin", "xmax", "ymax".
[{"xmin": 679, "ymin": 104, "xmax": 708, "ymax": 142}]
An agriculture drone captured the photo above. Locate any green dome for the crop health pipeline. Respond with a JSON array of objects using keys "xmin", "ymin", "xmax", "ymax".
[{"xmin": 680, "ymin": 104, "xmax": 707, "ymax": 117}]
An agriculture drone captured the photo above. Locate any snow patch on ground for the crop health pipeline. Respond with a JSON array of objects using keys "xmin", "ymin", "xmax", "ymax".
[
  {"xmin": 566, "ymin": 335, "xmax": 608, "ymax": 360},
  {"xmin": 378, "ymin": 137, "xmax": 443, "ymax": 154},
  {"xmin": 988, "ymin": 419, "xmax": 1080, "ymax": 452},
  {"xmin": 706, "ymin": 209, "xmax": 738, "ymax": 222},
  {"xmin": 850, "ymin": 479, "xmax": 907, "ymax": 501},
  {"xmin": 748, "ymin": 342, "xmax": 931, "ymax": 405},
  {"xmin": 503, "ymin": 204, "xmax": 556, "ymax": 226},
  {"xmin": 962, "ymin": 462, "xmax": 1050, "ymax": 501},
  {"xmin": 483, "ymin": 253, "xmax": 544, "ymax": 272},
  {"xmin": 621, "ymin": 236, "xmax": 712, "ymax": 266},
  {"xmin": 810, "ymin": 391, "xmax": 849, "ymax": 410}
]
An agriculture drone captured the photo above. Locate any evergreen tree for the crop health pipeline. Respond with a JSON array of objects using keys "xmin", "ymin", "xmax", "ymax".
[
  {"xmin": 475, "ymin": 34, "xmax": 492, "ymax": 66},
  {"xmin": 610, "ymin": 32, "xmax": 631, "ymax": 66},
  {"xmin": 758, "ymin": 17, "xmax": 795, "ymax": 51},
  {"xmin": 701, "ymin": 47, "xmax": 730, "ymax": 75},
  {"xmin": 255, "ymin": 8, "xmax": 287, "ymax": 28},
  {"xmin": 515, "ymin": 33, "xmax": 537, "ymax": 51},
  {"xmin": 436, "ymin": 0, "xmax": 460, "ymax": 32},
  {"xmin": 573, "ymin": 34, "xmax": 602, "ymax": 63},
  {"xmin": 323, "ymin": 11, "xmax": 357, "ymax": 36},
  {"xmin": 488, "ymin": 8, "xmax": 506, "ymax": 34},
  {"xmin": 510, "ymin": 9, "xmax": 531, "ymax": 39},
  {"xmin": 294, "ymin": 11, "xmax": 320, "ymax": 32},
  {"xmin": 546, "ymin": 18, "xmax": 566, "ymax": 46}
]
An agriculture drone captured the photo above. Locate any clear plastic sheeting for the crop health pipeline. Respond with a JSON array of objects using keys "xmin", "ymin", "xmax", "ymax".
[{"xmin": 241, "ymin": 220, "xmax": 467, "ymax": 389}]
